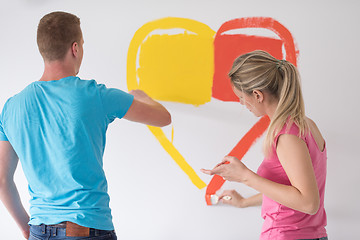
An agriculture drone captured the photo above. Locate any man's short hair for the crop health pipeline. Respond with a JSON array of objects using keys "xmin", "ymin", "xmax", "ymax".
[{"xmin": 37, "ymin": 11, "xmax": 81, "ymax": 61}]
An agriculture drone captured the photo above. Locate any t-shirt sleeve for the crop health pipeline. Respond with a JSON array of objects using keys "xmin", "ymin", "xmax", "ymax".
[
  {"xmin": 0, "ymin": 117, "xmax": 8, "ymax": 141},
  {"xmin": 97, "ymin": 84, "xmax": 134, "ymax": 122}
]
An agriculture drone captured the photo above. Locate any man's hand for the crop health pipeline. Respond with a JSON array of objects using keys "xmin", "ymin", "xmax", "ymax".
[
  {"xmin": 22, "ymin": 227, "xmax": 30, "ymax": 239},
  {"xmin": 0, "ymin": 141, "xmax": 30, "ymax": 239},
  {"xmin": 129, "ymin": 89, "xmax": 153, "ymax": 104},
  {"xmin": 125, "ymin": 89, "xmax": 171, "ymax": 127}
]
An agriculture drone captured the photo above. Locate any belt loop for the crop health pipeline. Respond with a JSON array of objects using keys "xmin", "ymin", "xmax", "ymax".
[{"xmin": 41, "ymin": 224, "xmax": 46, "ymax": 234}]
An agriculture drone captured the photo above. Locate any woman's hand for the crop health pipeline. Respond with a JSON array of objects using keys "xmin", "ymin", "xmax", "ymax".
[
  {"xmin": 219, "ymin": 190, "xmax": 246, "ymax": 208},
  {"xmin": 220, "ymin": 191, "xmax": 263, "ymax": 208},
  {"xmin": 201, "ymin": 156, "xmax": 252, "ymax": 183}
]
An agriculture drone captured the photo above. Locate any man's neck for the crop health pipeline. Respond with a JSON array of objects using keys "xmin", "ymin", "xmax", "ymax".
[{"xmin": 39, "ymin": 60, "xmax": 77, "ymax": 82}]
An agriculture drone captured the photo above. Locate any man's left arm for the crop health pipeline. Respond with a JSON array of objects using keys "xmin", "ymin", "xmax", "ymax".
[{"xmin": 0, "ymin": 141, "xmax": 30, "ymax": 239}]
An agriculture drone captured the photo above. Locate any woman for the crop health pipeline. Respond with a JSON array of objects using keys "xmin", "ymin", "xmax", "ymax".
[{"xmin": 201, "ymin": 50, "xmax": 327, "ymax": 240}]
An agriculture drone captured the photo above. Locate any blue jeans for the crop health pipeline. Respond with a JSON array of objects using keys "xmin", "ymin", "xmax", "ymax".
[
  {"xmin": 299, "ymin": 237, "xmax": 328, "ymax": 240},
  {"xmin": 29, "ymin": 224, "xmax": 117, "ymax": 240}
]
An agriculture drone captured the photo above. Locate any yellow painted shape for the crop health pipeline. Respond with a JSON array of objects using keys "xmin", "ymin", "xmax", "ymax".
[
  {"xmin": 148, "ymin": 126, "xmax": 207, "ymax": 189},
  {"xmin": 137, "ymin": 32, "xmax": 214, "ymax": 105},
  {"xmin": 127, "ymin": 17, "xmax": 214, "ymax": 189},
  {"xmin": 127, "ymin": 17, "xmax": 215, "ymax": 105},
  {"xmin": 171, "ymin": 125, "xmax": 174, "ymax": 143}
]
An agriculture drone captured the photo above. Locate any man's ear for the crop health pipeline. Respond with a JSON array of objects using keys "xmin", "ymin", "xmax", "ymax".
[
  {"xmin": 253, "ymin": 90, "xmax": 264, "ymax": 103},
  {"xmin": 71, "ymin": 42, "xmax": 79, "ymax": 57}
]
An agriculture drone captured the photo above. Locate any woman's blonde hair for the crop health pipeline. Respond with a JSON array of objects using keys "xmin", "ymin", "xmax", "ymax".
[{"xmin": 228, "ymin": 50, "xmax": 308, "ymax": 156}]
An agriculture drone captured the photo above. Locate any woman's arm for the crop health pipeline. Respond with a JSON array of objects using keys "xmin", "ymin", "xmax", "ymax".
[
  {"xmin": 202, "ymin": 134, "xmax": 320, "ymax": 215},
  {"xmin": 248, "ymin": 134, "xmax": 320, "ymax": 214},
  {"xmin": 219, "ymin": 190, "xmax": 262, "ymax": 208}
]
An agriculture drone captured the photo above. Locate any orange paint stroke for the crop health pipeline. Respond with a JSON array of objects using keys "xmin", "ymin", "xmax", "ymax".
[
  {"xmin": 212, "ymin": 17, "xmax": 298, "ymax": 102},
  {"xmin": 205, "ymin": 116, "xmax": 270, "ymax": 205},
  {"xmin": 216, "ymin": 17, "xmax": 298, "ymax": 65},
  {"xmin": 206, "ymin": 17, "xmax": 298, "ymax": 205}
]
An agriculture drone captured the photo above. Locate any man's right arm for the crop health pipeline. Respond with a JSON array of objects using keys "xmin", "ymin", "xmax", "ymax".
[
  {"xmin": 0, "ymin": 141, "xmax": 30, "ymax": 239},
  {"xmin": 124, "ymin": 89, "xmax": 171, "ymax": 127}
]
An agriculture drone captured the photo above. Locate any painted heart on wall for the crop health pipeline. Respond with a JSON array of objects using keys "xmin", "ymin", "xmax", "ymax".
[{"xmin": 126, "ymin": 17, "xmax": 298, "ymax": 204}]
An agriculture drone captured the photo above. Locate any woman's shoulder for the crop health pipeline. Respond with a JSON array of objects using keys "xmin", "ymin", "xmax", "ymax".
[
  {"xmin": 305, "ymin": 117, "xmax": 322, "ymax": 136},
  {"xmin": 276, "ymin": 118, "xmax": 309, "ymax": 145},
  {"xmin": 305, "ymin": 117, "xmax": 316, "ymax": 128},
  {"xmin": 279, "ymin": 120, "xmax": 301, "ymax": 136},
  {"xmin": 305, "ymin": 117, "xmax": 325, "ymax": 152}
]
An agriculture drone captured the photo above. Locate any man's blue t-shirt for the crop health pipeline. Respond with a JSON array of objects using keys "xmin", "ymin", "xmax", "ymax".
[{"xmin": 0, "ymin": 76, "xmax": 134, "ymax": 230}]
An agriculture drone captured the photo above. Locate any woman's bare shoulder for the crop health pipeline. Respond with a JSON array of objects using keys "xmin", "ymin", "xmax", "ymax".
[{"xmin": 305, "ymin": 117, "xmax": 325, "ymax": 151}]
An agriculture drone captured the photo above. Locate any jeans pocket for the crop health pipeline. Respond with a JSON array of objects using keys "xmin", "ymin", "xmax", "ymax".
[
  {"xmin": 68, "ymin": 232, "xmax": 116, "ymax": 240},
  {"xmin": 90, "ymin": 233, "xmax": 115, "ymax": 240},
  {"xmin": 90, "ymin": 232, "xmax": 117, "ymax": 240},
  {"xmin": 28, "ymin": 232, "xmax": 43, "ymax": 240}
]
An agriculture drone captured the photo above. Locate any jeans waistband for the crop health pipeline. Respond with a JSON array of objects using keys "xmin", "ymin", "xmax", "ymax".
[{"xmin": 30, "ymin": 222, "xmax": 115, "ymax": 237}]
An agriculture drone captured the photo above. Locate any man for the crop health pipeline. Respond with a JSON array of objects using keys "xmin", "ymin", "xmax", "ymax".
[{"xmin": 0, "ymin": 11, "xmax": 171, "ymax": 240}]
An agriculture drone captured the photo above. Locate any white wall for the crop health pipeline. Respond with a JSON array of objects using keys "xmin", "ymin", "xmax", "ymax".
[{"xmin": 1, "ymin": 0, "xmax": 359, "ymax": 239}]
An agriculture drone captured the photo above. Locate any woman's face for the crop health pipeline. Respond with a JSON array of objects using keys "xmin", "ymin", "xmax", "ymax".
[{"xmin": 232, "ymin": 85, "xmax": 263, "ymax": 117}]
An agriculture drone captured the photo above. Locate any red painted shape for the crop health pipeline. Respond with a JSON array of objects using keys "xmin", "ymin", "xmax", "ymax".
[
  {"xmin": 212, "ymin": 17, "xmax": 298, "ymax": 102},
  {"xmin": 213, "ymin": 35, "xmax": 282, "ymax": 101},
  {"xmin": 206, "ymin": 17, "xmax": 298, "ymax": 205},
  {"xmin": 228, "ymin": 116, "xmax": 270, "ymax": 157},
  {"xmin": 205, "ymin": 116, "xmax": 270, "ymax": 205}
]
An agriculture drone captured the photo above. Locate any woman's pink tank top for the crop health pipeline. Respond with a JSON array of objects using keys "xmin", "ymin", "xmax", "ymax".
[{"xmin": 257, "ymin": 122, "xmax": 327, "ymax": 240}]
